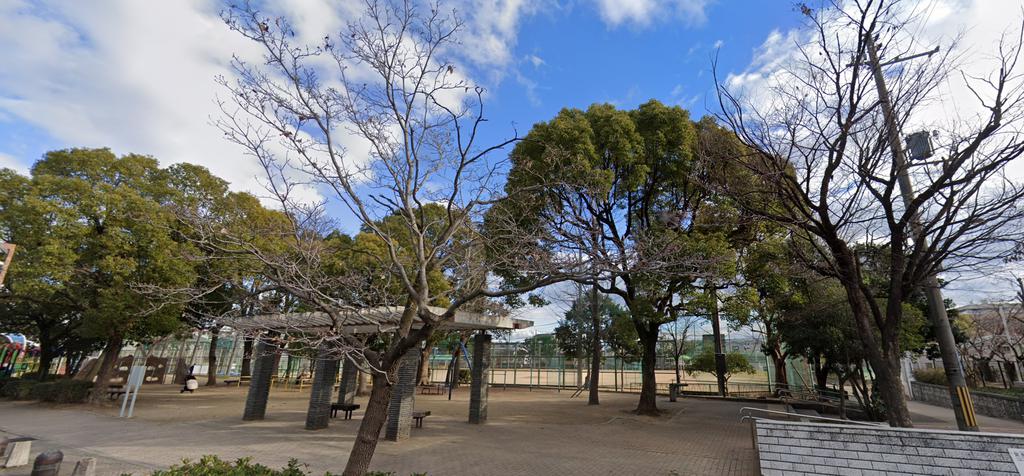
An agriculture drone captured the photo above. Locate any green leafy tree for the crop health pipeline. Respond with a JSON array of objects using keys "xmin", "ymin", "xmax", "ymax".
[
  {"xmin": 723, "ymin": 234, "xmax": 803, "ymax": 390},
  {"xmin": 495, "ymin": 101, "xmax": 741, "ymax": 414},
  {"xmin": 0, "ymin": 149, "xmax": 196, "ymax": 392},
  {"xmin": 686, "ymin": 349, "xmax": 755, "ymax": 385}
]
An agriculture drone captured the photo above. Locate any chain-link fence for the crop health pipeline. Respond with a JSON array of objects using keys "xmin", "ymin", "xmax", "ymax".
[{"xmin": 93, "ymin": 331, "xmax": 818, "ymax": 395}]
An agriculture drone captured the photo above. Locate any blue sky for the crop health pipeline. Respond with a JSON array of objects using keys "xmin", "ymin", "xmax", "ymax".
[
  {"xmin": 0, "ymin": 0, "xmax": 1020, "ymax": 334},
  {"xmin": 480, "ymin": 2, "xmax": 800, "ymax": 124}
]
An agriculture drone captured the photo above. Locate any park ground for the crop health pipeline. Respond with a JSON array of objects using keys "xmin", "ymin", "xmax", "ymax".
[{"xmin": 1, "ymin": 386, "xmax": 1022, "ymax": 475}]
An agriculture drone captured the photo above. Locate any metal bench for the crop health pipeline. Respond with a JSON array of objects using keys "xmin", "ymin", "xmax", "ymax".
[
  {"xmin": 107, "ymin": 385, "xmax": 126, "ymax": 400},
  {"xmin": 412, "ymin": 410, "xmax": 431, "ymax": 428},
  {"xmin": 668, "ymin": 382, "xmax": 688, "ymax": 402},
  {"xmin": 331, "ymin": 403, "xmax": 360, "ymax": 420},
  {"xmin": 418, "ymin": 384, "xmax": 444, "ymax": 395}
]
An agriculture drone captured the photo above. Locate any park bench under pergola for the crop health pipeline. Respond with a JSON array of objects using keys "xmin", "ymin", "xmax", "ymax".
[{"xmin": 224, "ymin": 306, "xmax": 532, "ymax": 441}]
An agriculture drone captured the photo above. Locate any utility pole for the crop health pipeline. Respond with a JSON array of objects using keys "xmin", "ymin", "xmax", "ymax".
[
  {"xmin": 864, "ymin": 34, "xmax": 978, "ymax": 431},
  {"xmin": 0, "ymin": 243, "xmax": 15, "ymax": 288},
  {"xmin": 588, "ymin": 284, "xmax": 601, "ymax": 405}
]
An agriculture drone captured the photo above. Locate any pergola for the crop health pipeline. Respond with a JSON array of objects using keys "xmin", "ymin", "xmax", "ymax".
[{"xmin": 224, "ymin": 307, "xmax": 532, "ymax": 440}]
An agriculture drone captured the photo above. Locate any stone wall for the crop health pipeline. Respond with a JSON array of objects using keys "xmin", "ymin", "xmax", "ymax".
[
  {"xmin": 911, "ymin": 381, "xmax": 1024, "ymax": 421},
  {"xmin": 385, "ymin": 352, "xmax": 419, "ymax": 441},
  {"xmin": 754, "ymin": 419, "xmax": 1024, "ymax": 475}
]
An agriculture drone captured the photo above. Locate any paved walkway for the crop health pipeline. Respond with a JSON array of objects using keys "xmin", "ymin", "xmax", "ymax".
[
  {"xmin": 0, "ymin": 387, "xmax": 773, "ymax": 475},
  {"xmin": 907, "ymin": 400, "xmax": 1024, "ymax": 433}
]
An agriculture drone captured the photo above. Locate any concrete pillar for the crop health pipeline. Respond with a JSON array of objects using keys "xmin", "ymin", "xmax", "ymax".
[
  {"xmin": 384, "ymin": 351, "xmax": 419, "ymax": 441},
  {"xmin": 337, "ymin": 357, "xmax": 358, "ymax": 404},
  {"xmin": 469, "ymin": 332, "xmax": 491, "ymax": 424},
  {"xmin": 305, "ymin": 348, "xmax": 340, "ymax": 430},
  {"xmin": 243, "ymin": 339, "xmax": 275, "ymax": 421}
]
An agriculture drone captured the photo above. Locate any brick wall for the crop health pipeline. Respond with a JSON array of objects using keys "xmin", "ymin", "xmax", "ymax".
[
  {"xmin": 754, "ymin": 419, "xmax": 1024, "ymax": 475},
  {"xmin": 911, "ymin": 381, "xmax": 1024, "ymax": 422}
]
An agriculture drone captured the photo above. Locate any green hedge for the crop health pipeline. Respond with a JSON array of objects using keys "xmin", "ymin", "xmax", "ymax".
[
  {"xmin": 29, "ymin": 380, "xmax": 94, "ymax": 403},
  {"xmin": 0, "ymin": 378, "xmax": 93, "ymax": 403},
  {"xmin": 1, "ymin": 379, "xmax": 39, "ymax": 399},
  {"xmin": 913, "ymin": 368, "xmax": 948, "ymax": 386}
]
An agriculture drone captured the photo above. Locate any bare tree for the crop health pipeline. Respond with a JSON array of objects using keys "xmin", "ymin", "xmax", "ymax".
[
  {"xmin": 663, "ymin": 311, "xmax": 698, "ymax": 385},
  {"xmin": 208, "ymin": 1, "xmax": 582, "ymax": 473},
  {"xmin": 716, "ymin": 0, "xmax": 1024, "ymax": 426}
]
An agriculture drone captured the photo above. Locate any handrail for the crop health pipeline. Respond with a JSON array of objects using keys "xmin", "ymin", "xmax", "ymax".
[{"xmin": 739, "ymin": 407, "xmax": 886, "ymax": 427}]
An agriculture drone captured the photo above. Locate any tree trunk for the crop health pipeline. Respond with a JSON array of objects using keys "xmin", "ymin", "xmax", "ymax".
[
  {"xmin": 241, "ymin": 336, "xmax": 253, "ymax": 377},
  {"xmin": 835, "ymin": 254, "xmax": 913, "ymax": 427},
  {"xmin": 357, "ymin": 370, "xmax": 370, "ymax": 396},
  {"xmin": 873, "ymin": 355, "xmax": 912, "ymax": 426},
  {"xmin": 89, "ymin": 335, "xmax": 124, "ymax": 404},
  {"xmin": 448, "ymin": 340, "xmax": 464, "ymax": 389},
  {"xmin": 813, "ymin": 355, "xmax": 829, "ymax": 390},
  {"xmin": 838, "ymin": 373, "xmax": 848, "ymax": 419},
  {"xmin": 342, "ymin": 364, "xmax": 397, "ymax": 476},
  {"xmin": 34, "ymin": 326, "xmax": 55, "ymax": 380},
  {"xmin": 417, "ymin": 344, "xmax": 432, "ymax": 386},
  {"xmin": 673, "ymin": 355, "xmax": 681, "ymax": 385},
  {"xmin": 206, "ymin": 327, "xmax": 220, "ymax": 386},
  {"xmin": 771, "ymin": 351, "xmax": 789, "ymax": 390},
  {"xmin": 588, "ymin": 285, "xmax": 601, "ymax": 405},
  {"xmin": 635, "ymin": 327, "xmax": 659, "ymax": 415}
]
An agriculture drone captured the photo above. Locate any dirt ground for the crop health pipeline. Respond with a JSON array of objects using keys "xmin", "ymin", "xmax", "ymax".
[{"xmin": 0, "ymin": 384, "xmax": 775, "ymax": 475}]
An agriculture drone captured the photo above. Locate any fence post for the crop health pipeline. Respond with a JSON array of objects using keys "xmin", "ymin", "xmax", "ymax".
[{"xmin": 512, "ymin": 347, "xmax": 518, "ymax": 386}]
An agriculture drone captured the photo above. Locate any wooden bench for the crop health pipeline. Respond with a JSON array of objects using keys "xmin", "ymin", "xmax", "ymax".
[
  {"xmin": 418, "ymin": 384, "xmax": 444, "ymax": 395},
  {"xmin": 331, "ymin": 403, "xmax": 360, "ymax": 420},
  {"xmin": 412, "ymin": 410, "xmax": 431, "ymax": 428},
  {"xmin": 224, "ymin": 374, "xmax": 251, "ymax": 384},
  {"xmin": 107, "ymin": 385, "xmax": 126, "ymax": 400}
]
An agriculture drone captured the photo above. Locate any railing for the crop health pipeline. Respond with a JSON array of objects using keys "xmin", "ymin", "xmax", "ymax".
[{"xmin": 738, "ymin": 407, "xmax": 885, "ymax": 427}]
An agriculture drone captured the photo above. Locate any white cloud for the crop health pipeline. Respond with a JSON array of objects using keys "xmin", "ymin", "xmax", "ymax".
[
  {"xmin": 0, "ymin": 0, "xmax": 274, "ymax": 196},
  {"xmin": 594, "ymin": 0, "xmax": 709, "ymax": 29},
  {"xmin": 525, "ymin": 54, "xmax": 546, "ymax": 68},
  {"xmin": 459, "ymin": 0, "xmax": 541, "ymax": 79},
  {"xmin": 0, "ymin": 0, "xmax": 541, "ymax": 204},
  {"xmin": 0, "ymin": 152, "xmax": 29, "ymax": 176}
]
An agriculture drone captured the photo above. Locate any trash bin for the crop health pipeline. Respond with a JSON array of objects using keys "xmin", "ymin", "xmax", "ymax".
[{"xmin": 31, "ymin": 449, "xmax": 63, "ymax": 476}]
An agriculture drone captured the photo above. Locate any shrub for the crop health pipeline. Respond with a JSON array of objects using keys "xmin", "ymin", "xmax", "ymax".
[
  {"xmin": 141, "ymin": 455, "xmax": 425, "ymax": 476},
  {"xmin": 1, "ymin": 379, "xmax": 38, "ymax": 400},
  {"xmin": 150, "ymin": 456, "xmax": 317, "ymax": 476},
  {"xmin": 913, "ymin": 368, "xmax": 948, "ymax": 386},
  {"xmin": 29, "ymin": 379, "xmax": 93, "ymax": 403}
]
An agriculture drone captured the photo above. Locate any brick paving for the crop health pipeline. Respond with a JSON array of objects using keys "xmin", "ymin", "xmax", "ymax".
[{"xmin": 0, "ymin": 386, "xmax": 775, "ymax": 475}]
